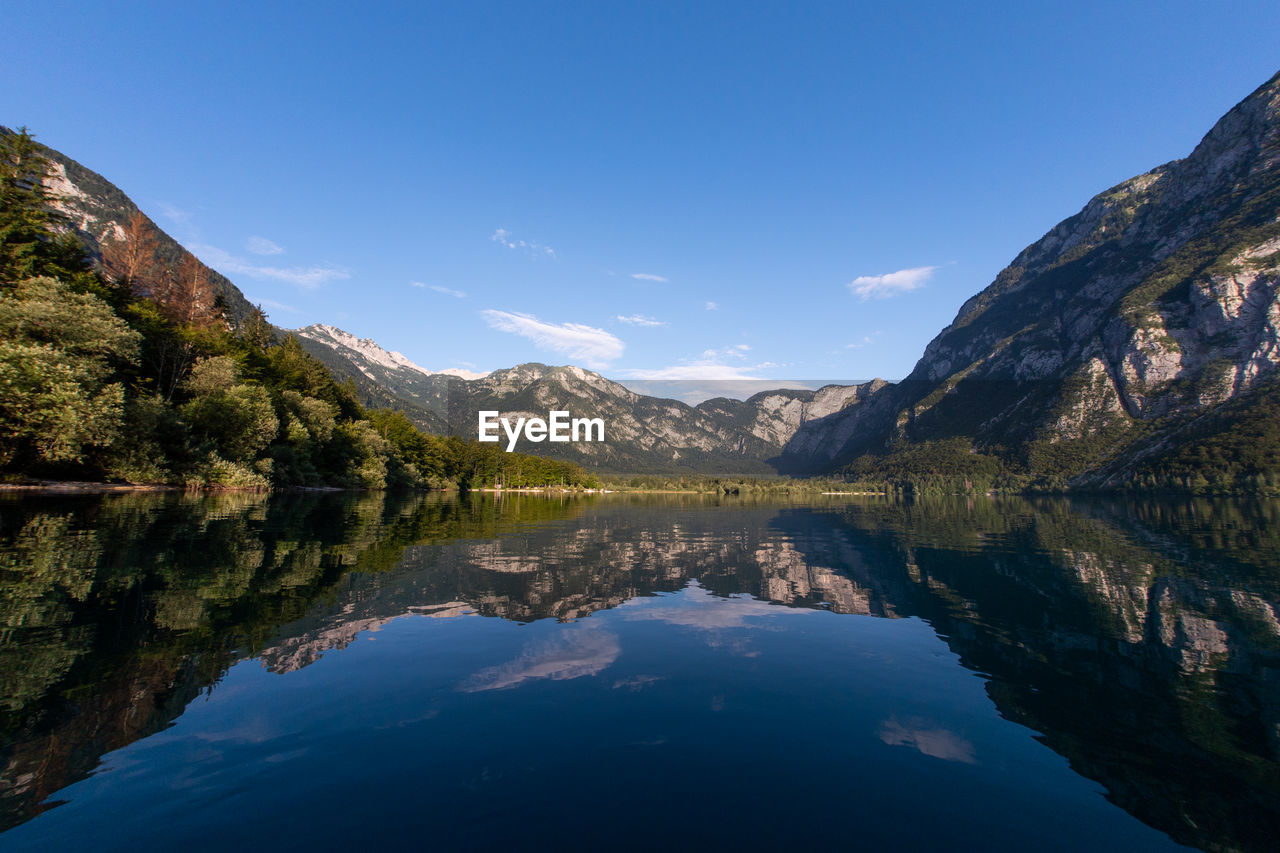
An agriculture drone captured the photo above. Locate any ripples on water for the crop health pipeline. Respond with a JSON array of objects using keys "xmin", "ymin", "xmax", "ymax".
[{"xmin": 1, "ymin": 492, "xmax": 1277, "ymax": 851}]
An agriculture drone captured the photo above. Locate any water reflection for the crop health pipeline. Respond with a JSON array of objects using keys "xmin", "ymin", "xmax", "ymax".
[
  {"xmin": 1, "ymin": 491, "xmax": 1278, "ymax": 850},
  {"xmin": 878, "ymin": 718, "xmax": 978, "ymax": 764},
  {"xmin": 460, "ymin": 625, "xmax": 621, "ymax": 692}
]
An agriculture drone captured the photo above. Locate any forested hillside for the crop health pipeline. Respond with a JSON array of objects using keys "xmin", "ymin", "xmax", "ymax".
[{"xmin": 0, "ymin": 128, "xmax": 595, "ymax": 490}]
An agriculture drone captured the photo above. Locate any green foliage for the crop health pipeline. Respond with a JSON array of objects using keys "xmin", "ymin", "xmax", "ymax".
[
  {"xmin": 0, "ymin": 128, "xmax": 62, "ymax": 284},
  {"xmin": 0, "ymin": 268, "xmax": 597, "ymax": 490},
  {"xmin": 0, "ymin": 277, "xmax": 140, "ymax": 468},
  {"xmin": 0, "ymin": 132, "xmax": 598, "ymax": 490},
  {"xmin": 1120, "ymin": 382, "xmax": 1280, "ymax": 495},
  {"xmin": 104, "ymin": 394, "xmax": 186, "ymax": 483},
  {"xmin": 840, "ymin": 437, "xmax": 1015, "ymax": 496},
  {"xmin": 181, "ymin": 362, "xmax": 279, "ymax": 464}
]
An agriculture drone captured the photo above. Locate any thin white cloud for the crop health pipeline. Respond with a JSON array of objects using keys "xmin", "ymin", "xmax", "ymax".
[
  {"xmin": 848, "ymin": 265, "xmax": 938, "ymax": 300},
  {"xmin": 705, "ymin": 301, "xmax": 718, "ymax": 311},
  {"xmin": 246, "ymin": 236, "xmax": 285, "ymax": 256},
  {"xmin": 617, "ymin": 314, "xmax": 666, "ymax": 327},
  {"xmin": 434, "ymin": 367, "xmax": 490, "ymax": 380},
  {"xmin": 630, "ymin": 273, "xmax": 668, "ymax": 282},
  {"xmin": 414, "ymin": 282, "xmax": 466, "ymax": 298},
  {"xmin": 256, "ymin": 298, "xmax": 299, "ymax": 314},
  {"xmin": 481, "ymin": 309, "xmax": 624, "ymax": 368},
  {"xmin": 839, "ymin": 330, "xmax": 880, "ymax": 348},
  {"xmin": 621, "ymin": 365, "xmax": 767, "ymax": 380},
  {"xmin": 619, "ymin": 344, "xmax": 771, "ymax": 380},
  {"xmin": 191, "ymin": 243, "xmax": 350, "ymax": 290},
  {"xmin": 491, "ymin": 228, "xmax": 556, "ymax": 259},
  {"xmin": 155, "ymin": 201, "xmax": 192, "ymax": 224}
]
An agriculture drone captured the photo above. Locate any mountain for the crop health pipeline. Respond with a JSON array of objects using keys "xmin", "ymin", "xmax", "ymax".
[
  {"xmin": 16, "ymin": 67, "xmax": 1280, "ymax": 487},
  {"xmin": 293, "ymin": 323, "xmax": 463, "ymax": 433},
  {"xmin": 5, "ymin": 127, "xmax": 257, "ymax": 327},
  {"xmin": 781, "ymin": 69, "xmax": 1280, "ymax": 489},
  {"xmin": 8, "ymin": 124, "xmax": 877, "ymax": 477},
  {"xmin": 292, "ymin": 71, "xmax": 1280, "ymax": 486},
  {"xmin": 293, "ymin": 322, "xmax": 891, "ymax": 474},
  {"xmin": 8, "ymin": 493, "xmax": 1276, "ymax": 849},
  {"xmin": 291, "ymin": 327, "xmax": 877, "ymax": 474}
]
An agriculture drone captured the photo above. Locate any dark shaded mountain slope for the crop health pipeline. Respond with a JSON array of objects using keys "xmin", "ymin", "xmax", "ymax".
[{"xmin": 784, "ymin": 70, "xmax": 1280, "ymax": 490}]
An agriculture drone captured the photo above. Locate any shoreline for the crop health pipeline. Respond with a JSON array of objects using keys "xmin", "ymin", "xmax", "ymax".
[{"xmin": 0, "ymin": 481, "xmax": 182, "ymax": 494}]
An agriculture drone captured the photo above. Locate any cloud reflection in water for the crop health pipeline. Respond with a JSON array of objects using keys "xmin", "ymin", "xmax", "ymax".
[{"xmin": 459, "ymin": 626, "xmax": 621, "ymax": 692}]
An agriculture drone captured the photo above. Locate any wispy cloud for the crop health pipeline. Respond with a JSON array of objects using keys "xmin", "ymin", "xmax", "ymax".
[
  {"xmin": 845, "ymin": 332, "xmax": 881, "ymax": 349},
  {"xmin": 435, "ymin": 367, "xmax": 491, "ymax": 380},
  {"xmin": 705, "ymin": 301, "xmax": 719, "ymax": 311},
  {"xmin": 191, "ymin": 243, "xmax": 350, "ymax": 290},
  {"xmin": 155, "ymin": 201, "xmax": 192, "ymax": 225},
  {"xmin": 256, "ymin": 298, "xmax": 299, "ymax": 314},
  {"xmin": 481, "ymin": 309, "xmax": 624, "ymax": 368},
  {"xmin": 413, "ymin": 282, "xmax": 466, "ymax": 298},
  {"xmin": 630, "ymin": 273, "xmax": 668, "ymax": 282},
  {"xmin": 848, "ymin": 265, "xmax": 937, "ymax": 300},
  {"xmin": 246, "ymin": 236, "xmax": 285, "ymax": 256},
  {"xmin": 491, "ymin": 228, "xmax": 556, "ymax": 259},
  {"xmin": 619, "ymin": 343, "xmax": 771, "ymax": 380},
  {"xmin": 616, "ymin": 314, "xmax": 666, "ymax": 327}
]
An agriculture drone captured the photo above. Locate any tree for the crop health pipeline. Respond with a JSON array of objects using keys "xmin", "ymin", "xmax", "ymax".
[
  {"xmin": 0, "ymin": 128, "xmax": 62, "ymax": 284},
  {"xmin": 162, "ymin": 252, "xmax": 218, "ymax": 326},
  {"xmin": 0, "ymin": 276, "xmax": 140, "ymax": 467},
  {"xmin": 180, "ymin": 356, "xmax": 279, "ymax": 464},
  {"xmin": 102, "ymin": 209, "xmax": 160, "ymax": 292}
]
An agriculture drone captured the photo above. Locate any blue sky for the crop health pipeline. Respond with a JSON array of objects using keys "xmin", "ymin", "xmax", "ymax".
[{"xmin": 6, "ymin": 1, "xmax": 1279, "ymax": 388}]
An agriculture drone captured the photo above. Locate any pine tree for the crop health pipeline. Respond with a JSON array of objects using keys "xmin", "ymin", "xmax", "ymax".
[{"xmin": 0, "ymin": 127, "xmax": 62, "ymax": 284}]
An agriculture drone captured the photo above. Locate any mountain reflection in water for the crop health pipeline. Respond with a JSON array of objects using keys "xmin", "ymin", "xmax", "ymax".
[{"xmin": 1, "ymin": 491, "xmax": 1277, "ymax": 851}]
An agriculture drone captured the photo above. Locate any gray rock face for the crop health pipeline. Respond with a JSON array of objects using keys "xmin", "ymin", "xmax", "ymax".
[
  {"xmin": 794, "ymin": 70, "xmax": 1280, "ymax": 478},
  {"xmin": 292, "ymin": 325, "xmax": 879, "ymax": 473},
  {"xmin": 5, "ymin": 128, "xmax": 258, "ymax": 326}
]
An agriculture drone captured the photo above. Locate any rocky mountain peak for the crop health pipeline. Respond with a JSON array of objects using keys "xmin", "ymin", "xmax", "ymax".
[
  {"xmin": 295, "ymin": 323, "xmax": 435, "ymax": 377},
  {"xmin": 795, "ymin": 68, "xmax": 1280, "ymax": 485},
  {"xmin": 294, "ymin": 324, "xmax": 488, "ymax": 380},
  {"xmin": 1164, "ymin": 70, "xmax": 1280, "ymax": 207}
]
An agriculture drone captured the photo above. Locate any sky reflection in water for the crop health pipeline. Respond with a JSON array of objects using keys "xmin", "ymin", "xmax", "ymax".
[{"xmin": 2, "ymin": 492, "xmax": 1277, "ymax": 851}]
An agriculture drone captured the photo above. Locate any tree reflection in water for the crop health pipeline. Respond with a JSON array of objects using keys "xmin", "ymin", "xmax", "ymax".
[{"xmin": 1, "ymin": 491, "xmax": 1277, "ymax": 850}]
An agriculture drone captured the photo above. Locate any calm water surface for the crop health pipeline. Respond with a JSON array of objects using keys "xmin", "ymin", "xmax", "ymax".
[{"xmin": 2, "ymin": 492, "xmax": 1278, "ymax": 851}]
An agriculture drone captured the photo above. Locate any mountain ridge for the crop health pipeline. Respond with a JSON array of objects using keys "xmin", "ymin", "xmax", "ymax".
[
  {"xmin": 3, "ymin": 126, "xmax": 258, "ymax": 328},
  {"xmin": 775, "ymin": 69, "xmax": 1280, "ymax": 489},
  {"xmin": 12, "ymin": 67, "xmax": 1280, "ymax": 488},
  {"xmin": 292, "ymin": 320, "xmax": 880, "ymax": 474}
]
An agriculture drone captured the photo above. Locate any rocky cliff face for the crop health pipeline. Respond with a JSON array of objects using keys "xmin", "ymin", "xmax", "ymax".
[
  {"xmin": 5, "ymin": 128, "xmax": 257, "ymax": 326},
  {"xmin": 293, "ymin": 323, "xmax": 462, "ymax": 432},
  {"xmin": 295, "ymin": 325, "xmax": 877, "ymax": 474},
  {"xmin": 788, "ymin": 70, "xmax": 1280, "ymax": 482},
  {"xmin": 448, "ymin": 362, "xmax": 837, "ymax": 473}
]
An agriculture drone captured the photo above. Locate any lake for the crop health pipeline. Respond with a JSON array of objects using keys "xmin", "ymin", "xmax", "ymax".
[{"xmin": 1, "ymin": 491, "xmax": 1277, "ymax": 851}]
